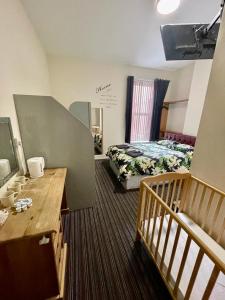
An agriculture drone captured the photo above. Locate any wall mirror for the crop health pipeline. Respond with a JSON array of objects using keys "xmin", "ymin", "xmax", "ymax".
[
  {"xmin": 0, "ymin": 118, "xmax": 18, "ymax": 187},
  {"xmin": 91, "ymin": 108, "xmax": 103, "ymax": 155}
]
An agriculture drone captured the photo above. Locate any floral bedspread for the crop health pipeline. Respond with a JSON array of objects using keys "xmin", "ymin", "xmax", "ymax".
[
  {"xmin": 157, "ymin": 140, "xmax": 194, "ymax": 154},
  {"xmin": 106, "ymin": 140, "xmax": 193, "ymax": 181}
]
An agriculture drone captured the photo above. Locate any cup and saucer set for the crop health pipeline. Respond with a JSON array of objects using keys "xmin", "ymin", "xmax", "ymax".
[
  {"xmin": 13, "ymin": 198, "xmax": 32, "ymax": 213},
  {"xmin": 0, "ymin": 176, "xmax": 33, "ymax": 225}
]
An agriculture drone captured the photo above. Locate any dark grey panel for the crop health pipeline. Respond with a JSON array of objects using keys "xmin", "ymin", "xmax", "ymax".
[
  {"xmin": 14, "ymin": 95, "xmax": 95, "ymax": 210},
  {"xmin": 69, "ymin": 101, "xmax": 91, "ymax": 129}
]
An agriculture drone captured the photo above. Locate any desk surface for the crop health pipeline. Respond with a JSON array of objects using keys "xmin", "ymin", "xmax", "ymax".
[{"xmin": 0, "ymin": 168, "xmax": 67, "ymax": 243}]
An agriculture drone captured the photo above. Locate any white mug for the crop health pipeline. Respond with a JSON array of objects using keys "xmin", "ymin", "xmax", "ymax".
[
  {"xmin": 7, "ymin": 182, "xmax": 22, "ymax": 193},
  {"xmin": 15, "ymin": 176, "xmax": 29, "ymax": 184},
  {"xmin": 0, "ymin": 191, "xmax": 18, "ymax": 207}
]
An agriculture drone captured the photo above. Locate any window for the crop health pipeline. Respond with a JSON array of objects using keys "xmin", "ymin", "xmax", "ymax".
[{"xmin": 130, "ymin": 79, "xmax": 154, "ymax": 142}]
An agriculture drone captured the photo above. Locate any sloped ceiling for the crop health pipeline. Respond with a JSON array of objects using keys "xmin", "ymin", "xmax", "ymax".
[{"xmin": 21, "ymin": 0, "xmax": 220, "ymax": 69}]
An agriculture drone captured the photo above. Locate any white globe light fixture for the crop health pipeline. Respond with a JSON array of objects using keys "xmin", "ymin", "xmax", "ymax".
[{"xmin": 157, "ymin": 0, "xmax": 181, "ymax": 15}]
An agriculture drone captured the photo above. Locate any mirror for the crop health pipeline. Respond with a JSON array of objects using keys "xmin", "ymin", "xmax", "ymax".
[
  {"xmin": 91, "ymin": 108, "xmax": 103, "ymax": 155},
  {"xmin": 0, "ymin": 118, "xmax": 18, "ymax": 187}
]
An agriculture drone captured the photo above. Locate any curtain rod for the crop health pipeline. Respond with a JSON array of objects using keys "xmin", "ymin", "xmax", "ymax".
[{"xmin": 134, "ymin": 78, "xmax": 154, "ymax": 81}]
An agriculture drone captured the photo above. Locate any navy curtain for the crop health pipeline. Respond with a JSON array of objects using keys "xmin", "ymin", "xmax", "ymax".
[
  {"xmin": 150, "ymin": 79, "xmax": 170, "ymax": 141},
  {"xmin": 125, "ymin": 76, "xmax": 134, "ymax": 143}
]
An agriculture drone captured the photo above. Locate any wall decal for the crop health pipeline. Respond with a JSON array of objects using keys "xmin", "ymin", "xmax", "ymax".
[
  {"xmin": 96, "ymin": 83, "xmax": 118, "ymax": 109},
  {"xmin": 96, "ymin": 83, "xmax": 111, "ymax": 94}
]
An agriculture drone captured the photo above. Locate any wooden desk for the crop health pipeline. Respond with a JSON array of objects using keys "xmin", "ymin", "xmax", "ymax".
[{"xmin": 0, "ymin": 168, "xmax": 67, "ymax": 300}]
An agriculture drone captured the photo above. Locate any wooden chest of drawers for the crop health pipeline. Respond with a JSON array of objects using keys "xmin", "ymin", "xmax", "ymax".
[{"xmin": 0, "ymin": 168, "xmax": 68, "ymax": 300}]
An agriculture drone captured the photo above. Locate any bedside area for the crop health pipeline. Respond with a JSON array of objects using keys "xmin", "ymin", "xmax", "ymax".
[{"xmin": 0, "ymin": 168, "xmax": 68, "ymax": 300}]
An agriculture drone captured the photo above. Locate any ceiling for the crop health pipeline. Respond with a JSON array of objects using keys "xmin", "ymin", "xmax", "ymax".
[{"xmin": 21, "ymin": 0, "xmax": 221, "ymax": 70}]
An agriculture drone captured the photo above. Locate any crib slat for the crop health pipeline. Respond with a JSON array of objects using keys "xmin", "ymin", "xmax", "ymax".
[
  {"xmin": 165, "ymin": 181, "xmax": 171, "ymax": 206},
  {"xmin": 149, "ymin": 199, "xmax": 159, "ymax": 249},
  {"xmin": 174, "ymin": 179, "xmax": 182, "ymax": 212},
  {"xmin": 158, "ymin": 183, "xmax": 165, "ymax": 217},
  {"xmin": 136, "ymin": 184, "xmax": 146, "ymax": 231},
  {"xmin": 197, "ymin": 185, "xmax": 206, "ymax": 226},
  {"xmin": 160, "ymin": 215, "xmax": 173, "ymax": 271},
  {"xmin": 154, "ymin": 206, "xmax": 166, "ymax": 258},
  {"xmin": 160, "ymin": 182, "xmax": 165, "ymax": 200},
  {"xmin": 202, "ymin": 266, "xmax": 220, "ymax": 300},
  {"xmin": 184, "ymin": 249, "xmax": 204, "ymax": 300},
  {"xmin": 173, "ymin": 236, "xmax": 191, "ymax": 296},
  {"xmin": 166, "ymin": 225, "xmax": 181, "ymax": 281},
  {"xmin": 190, "ymin": 181, "xmax": 199, "ymax": 212},
  {"xmin": 209, "ymin": 195, "xmax": 224, "ymax": 236},
  {"xmin": 216, "ymin": 217, "xmax": 225, "ymax": 244},
  {"xmin": 145, "ymin": 194, "xmax": 154, "ymax": 243},
  {"xmin": 203, "ymin": 190, "xmax": 215, "ymax": 230},
  {"xmin": 155, "ymin": 183, "xmax": 159, "ymax": 195},
  {"xmin": 170, "ymin": 180, "xmax": 177, "ymax": 210},
  {"xmin": 141, "ymin": 190, "xmax": 150, "ymax": 235},
  {"xmin": 179, "ymin": 176, "xmax": 191, "ymax": 212}
]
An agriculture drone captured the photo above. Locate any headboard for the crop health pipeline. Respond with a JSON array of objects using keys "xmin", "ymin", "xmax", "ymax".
[{"xmin": 164, "ymin": 131, "xmax": 196, "ymax": 146}]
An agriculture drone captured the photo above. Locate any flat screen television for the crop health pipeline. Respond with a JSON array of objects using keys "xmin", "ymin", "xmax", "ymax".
[{"xmin": 160, "ymin": 23, "xmax": 220, "ymax": 60}]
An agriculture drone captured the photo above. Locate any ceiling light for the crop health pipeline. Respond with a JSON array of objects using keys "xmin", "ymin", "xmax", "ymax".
[{"xmin": 157, "ymin": 0, "xmax": 181, "ymax": 15}]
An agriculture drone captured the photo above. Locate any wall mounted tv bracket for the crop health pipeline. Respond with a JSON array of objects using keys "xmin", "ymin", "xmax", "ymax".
[{"xmin": 198, "ymin": 0, "xmax": 224, "ymax": 38}]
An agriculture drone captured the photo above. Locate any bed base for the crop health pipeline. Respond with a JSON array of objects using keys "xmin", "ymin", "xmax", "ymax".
[
  {"xmin": 136, "ymin": 172, "xmax": 225, "ymax": 299},
  {"xmin": 109, "ymin": 160, "xmax": 145, "ymax": 189}
]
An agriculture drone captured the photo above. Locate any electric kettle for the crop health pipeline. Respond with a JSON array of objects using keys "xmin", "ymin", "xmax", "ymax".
[{"xmin": 27, "ymin": 157, "xmax": 45, "ymax": 178}]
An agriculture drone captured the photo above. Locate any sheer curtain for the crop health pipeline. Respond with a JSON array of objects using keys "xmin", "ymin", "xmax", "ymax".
[{"xmin": 130, "ymin": 79, "xmax": 154, "ymax": 142}]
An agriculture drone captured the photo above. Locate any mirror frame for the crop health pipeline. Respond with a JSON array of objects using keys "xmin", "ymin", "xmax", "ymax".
[{"xmin": 0, "ymin": 117, "xmax": 19, "ymax": 187}]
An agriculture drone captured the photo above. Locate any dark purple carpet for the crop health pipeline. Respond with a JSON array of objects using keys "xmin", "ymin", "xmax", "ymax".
[{"xmin": 63, "ymin": 159, "xmax": 171, "ymax": 300}]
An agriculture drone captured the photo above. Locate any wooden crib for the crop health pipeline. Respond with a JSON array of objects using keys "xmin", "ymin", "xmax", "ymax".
[{"xmin": 136, "ymin": 172, "xmax": 225, "ymax": 300}]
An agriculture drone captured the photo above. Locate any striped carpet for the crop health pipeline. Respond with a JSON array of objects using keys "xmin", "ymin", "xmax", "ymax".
[{"xmin": 63, "ymin": 159, "xmax": 171, "ymax": 300}]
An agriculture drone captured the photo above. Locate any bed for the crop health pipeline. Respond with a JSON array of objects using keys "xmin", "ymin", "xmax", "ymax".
[
  {"xmin": 136, "ymin": 172, "xmax": 225, "ymax": 300},
  {"xmin": 107, "ymin": 132, "xmax": 195, "ymax": 190}
]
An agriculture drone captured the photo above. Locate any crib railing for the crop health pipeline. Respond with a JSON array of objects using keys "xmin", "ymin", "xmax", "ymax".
[
  {"xmin": 181, "ymin": 176, "xmax": 225, "ymax": 247},
  {"xmin": 136, "ymin": 172, "xmax": 225, "ymax": 300}
]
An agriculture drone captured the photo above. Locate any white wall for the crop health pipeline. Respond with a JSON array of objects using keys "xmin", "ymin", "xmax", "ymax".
[
  {"xmin": 191, "ymin": 17, "xmax": 225, "ymax": 191},
  {"xmin": 190, "ymin": 15, "xmax": 225, "ymax": 246},
  {"xmin": 166, "ymin": 61, "xmax": 213, "ymax": 136},
  {"xmin": 166, "ymin": 64, "xmax": 194, "ymax": 133},
  {"xmin": 48, "ymin": 55, "xmax": 178, "ymax": 152},
  {"xmin": 183, "ymin": 60, "xmax": 212, "ymax": 136},
  {"xmin": 166, "ymin": 102, "xmax": 188, "ymax": 133},
  {"xmin": 0, "ymin": 0, "xmax": 51, "ymax": 173}
]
